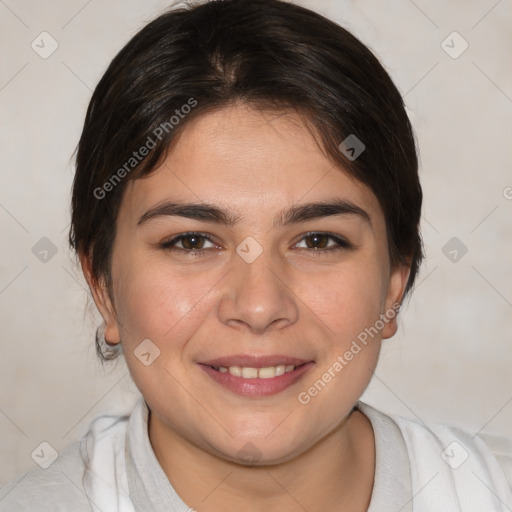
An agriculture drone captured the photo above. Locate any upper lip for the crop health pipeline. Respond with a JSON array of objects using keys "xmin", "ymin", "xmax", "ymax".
[{"xmin": 199, "ymin": 355, "xmax": 313, "ymax": 368}]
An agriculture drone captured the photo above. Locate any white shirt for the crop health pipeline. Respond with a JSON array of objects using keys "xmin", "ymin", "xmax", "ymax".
[{"xmin": 1, "ymin": 396, "xmax": 511, "ymax": 511}]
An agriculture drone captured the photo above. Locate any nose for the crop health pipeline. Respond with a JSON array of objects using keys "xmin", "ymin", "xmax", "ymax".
[{"xmin": 217, "ymin": 248, "xmax": 300, "ymax": 334}]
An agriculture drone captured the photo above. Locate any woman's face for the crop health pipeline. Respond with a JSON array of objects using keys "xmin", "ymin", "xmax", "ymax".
[{"xmin": 86, "ymin": 103, "xmax": 408, "ymax": 464}]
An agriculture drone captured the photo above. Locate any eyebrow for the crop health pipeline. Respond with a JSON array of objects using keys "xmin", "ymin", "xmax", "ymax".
[{"xmin": 137, "ymin": 198, "xmax": 372, "ymax": 228}]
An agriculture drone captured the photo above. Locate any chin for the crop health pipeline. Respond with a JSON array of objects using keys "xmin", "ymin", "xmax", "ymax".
[{"xmin": 207, "ymin": 434, "xmax": 308, "ymax": 467}]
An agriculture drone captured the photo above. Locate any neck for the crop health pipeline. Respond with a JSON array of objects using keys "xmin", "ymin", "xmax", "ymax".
[{"xmin": 148, "ymin": 407, "xmax": 376, "ymax": 512}]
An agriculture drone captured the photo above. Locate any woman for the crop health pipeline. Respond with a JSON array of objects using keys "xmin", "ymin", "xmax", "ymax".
[{"xmin": 1, "ymin": 0, "xmax": 511, "ymax": 510}]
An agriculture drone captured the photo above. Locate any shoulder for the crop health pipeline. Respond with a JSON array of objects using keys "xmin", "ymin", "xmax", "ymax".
[
  {"xmin": 399, "ymin": 413, "xmax": 512, "ymax": 489},
  {"xmin": 476, "ymin": 430, "xmax": 512, "ymax": 489},
  {"xmin": 0, "ymin": 411, "xmax": 131, "ymax": 511},
  {"xmin": 0, "ymin": 441, "xmax": 90, "ymax": 511},
  {"xmin": 361, "ymin": 402, "xmax": 512, "ymax": 493}
]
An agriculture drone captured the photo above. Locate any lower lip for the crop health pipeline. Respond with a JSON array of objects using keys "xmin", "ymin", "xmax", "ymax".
[{"xmin": 199, "ymin": 363, "xmax": 314, "ymax": 397}]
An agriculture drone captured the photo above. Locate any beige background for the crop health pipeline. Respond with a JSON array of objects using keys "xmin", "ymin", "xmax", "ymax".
[{"xmin": 0, "ymin": 0, "xmax": 511, "ymax": 485}]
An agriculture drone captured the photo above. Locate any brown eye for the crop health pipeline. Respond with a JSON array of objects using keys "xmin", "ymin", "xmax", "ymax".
[
  {"xmin": 180, "ymin": 234, "xmax": 206, "ymax": 250},
  {"xmin": 160, "ymin": 232, "xmax": 217, "ymax": 254},
  {"xmin": 295, "ymin": 232, "xmax": 352, "ymax": 253},
  {"xmin": 304, "ymin": 233, "xmax": 330, "ymax": 249}
]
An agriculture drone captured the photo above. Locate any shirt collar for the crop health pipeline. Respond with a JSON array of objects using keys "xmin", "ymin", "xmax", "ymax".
[{"xmin": 125, "ymin": 395, "xmax": 412, "ymax": 511}]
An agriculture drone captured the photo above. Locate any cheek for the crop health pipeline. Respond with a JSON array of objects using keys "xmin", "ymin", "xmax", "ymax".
[
  {"xmin": 294, "ymin": 263, "xmax": 385, "ymax": 421},
  {"xmin": 300, "ymin": 259, "xmax": 386, "ymax": 344},
  {"xmin": 112, "ymin": 255, "xmax": 222, "ymax": 347},
  {"xmin": 112, "ymin": 258, "xmax": 226, "ymax": 399}
]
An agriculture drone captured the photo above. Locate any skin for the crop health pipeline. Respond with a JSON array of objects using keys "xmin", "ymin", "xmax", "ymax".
[{"xmin": 82, "ymin": 103, "xmax": 410, "ymax": 512}]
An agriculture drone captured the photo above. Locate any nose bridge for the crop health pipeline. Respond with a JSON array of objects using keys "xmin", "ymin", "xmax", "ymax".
[{"xmin": 217, "ymin": 239, "xmax": 299, "ymax": 333}]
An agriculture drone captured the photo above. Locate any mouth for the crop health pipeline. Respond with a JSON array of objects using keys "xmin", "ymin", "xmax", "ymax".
[
  {"xmin": 209, "ymin": 363, "xmax": 298, "ymax": 379},
  {"xmin": 198, "ymin": 355, "xmax": 314, "ymax": 397}
]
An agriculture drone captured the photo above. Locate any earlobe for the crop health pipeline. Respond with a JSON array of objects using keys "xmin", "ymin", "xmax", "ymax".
[
  {"xmin": 79, "ymin": 252, "xmax": 121, "ymax": 344},
  {"xmin": 381, "ymin": 264, "xmax": 410, "ymax": 340}
]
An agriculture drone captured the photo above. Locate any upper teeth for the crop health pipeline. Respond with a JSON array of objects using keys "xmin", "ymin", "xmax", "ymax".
[{"xmin": 216, "ymin": 365, "xmax": 296, "ymax": 378}]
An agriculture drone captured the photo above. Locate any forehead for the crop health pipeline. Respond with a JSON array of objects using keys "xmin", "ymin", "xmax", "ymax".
[{"xmin": 121, "ymin": 104, "xmax": 384, "ymax": 227}]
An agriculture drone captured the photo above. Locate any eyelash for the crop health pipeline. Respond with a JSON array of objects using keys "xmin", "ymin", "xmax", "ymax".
[{"xmin": 160, "ymin": 231, "xmax": 352, "ymax": 257}]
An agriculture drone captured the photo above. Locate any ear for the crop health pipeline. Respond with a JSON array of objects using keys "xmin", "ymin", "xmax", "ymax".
[
  {"xmin": 79, "ymin": 251, "xmax": 121, "ymax": 345},
  {"xmin": 381, "ymin": 263, "xmax": 410, "ymax": 340}
]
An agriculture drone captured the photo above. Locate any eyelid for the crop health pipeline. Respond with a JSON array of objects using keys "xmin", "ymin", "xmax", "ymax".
[
  {"xmin": 295, "ymin": 231, "xmax": 351, "ymax": 245},
  {"xmin": 160, "ymin": 231, "xmax": 219, "ymax": 250},
  {"xmin": 160, "ymin": 231, "xmax": 352, "ymax": 255},
  {"xmin": 293, "ymin": 231, "xmax": 353, "ymax": 252}
]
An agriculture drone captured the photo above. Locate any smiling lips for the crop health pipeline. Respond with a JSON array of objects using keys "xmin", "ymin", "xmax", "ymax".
[{"xmin": 199, "ymin": 355, "xmax": 314, "ymax": 397}]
